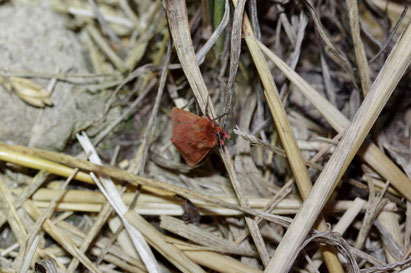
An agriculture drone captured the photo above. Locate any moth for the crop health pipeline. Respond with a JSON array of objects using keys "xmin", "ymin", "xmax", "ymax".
[{"xmin": 170, "ymin": 107, "xmax": 230, "ymax": 166}]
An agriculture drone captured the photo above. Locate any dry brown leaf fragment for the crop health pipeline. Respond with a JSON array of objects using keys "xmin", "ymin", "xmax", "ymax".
[
  {"xmin": 179, "ymin": 197, "xmax": 201, "ymax": 224},
  {"xmin": 5, "ymin": 77, "xmax": 53, "ymax": 107}
]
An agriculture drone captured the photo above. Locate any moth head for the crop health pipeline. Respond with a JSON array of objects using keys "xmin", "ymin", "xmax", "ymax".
[
  {"xmin": 214, "ymin": 125, "xmax": 230, "ymax": 146},
  {"xmin": 206, "ymin": 114, "xmax": 230, "ymax": 146}
]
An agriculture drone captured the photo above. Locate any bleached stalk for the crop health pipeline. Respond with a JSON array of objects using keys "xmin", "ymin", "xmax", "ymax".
[{"xmin": 265, "ymin": 24, "xmax": 411, "ymax": 273}]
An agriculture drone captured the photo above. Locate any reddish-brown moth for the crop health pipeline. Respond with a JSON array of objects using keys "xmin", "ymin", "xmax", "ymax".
[{"xmin": 170, "ymin": 107, "xmax": 230, "ymax": 166}]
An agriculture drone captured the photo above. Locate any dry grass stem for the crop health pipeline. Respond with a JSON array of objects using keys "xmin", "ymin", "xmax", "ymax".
[
  {"xmin": 86, "ymin": 24, "xmax": 126, "ymax": 73},
  {"xmin": 266, "ymin": 23, "xmax": 411, "ymax": 273},
  {"xmin": 66, "ymin": 200, "xmax": 113, "ymax": 272},
  {"xmin": 23, "ymin": 200, "xmax": 99, "ymax": 273},
  {"xmin": 1, "ymin": 2, "xmax": 410, "ymax": 272},
  {"xmin": 0, "ymin": 142, "xmax": 291, "ymax": 226},
  {"xmin": 126, "ymin": 211, "xmax": 205, "ymax": 273},
  {"xmin": 234, "ymin": 0, "xmax": 344, "ymax": 270},
  {"xmin": 166, "ymin": 0, "xmax": 270, "ymax": 265},
  {"xmin": 258, "ymin": 41, "xmax": 411, "ymax": 201},
  {"xmin": 0, "ymin": 176, "xmax": 27, "ymax": 245},
  {"xmin": 345, "ymin": 0, "xmax": 371, "ymax": 96},
  {"xmin": 160, "ymin": 215, "xmax": 257, "ymax": 256},
  {"xmin": 376, "ymin": 211, "xmax": 404, "ymax": 263}
]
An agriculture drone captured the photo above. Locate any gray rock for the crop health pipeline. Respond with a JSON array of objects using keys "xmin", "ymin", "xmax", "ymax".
[{"xmin": 0, "ymin": 2, "xmax": 117, "ymax": 150}]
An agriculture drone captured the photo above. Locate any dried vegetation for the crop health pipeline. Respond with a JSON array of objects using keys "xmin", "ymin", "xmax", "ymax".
[{"xmin": 0, "ymin": 0, "xmax": 410, "ymax": 272}]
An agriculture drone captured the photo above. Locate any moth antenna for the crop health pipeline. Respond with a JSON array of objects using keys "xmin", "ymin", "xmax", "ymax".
[{"xmin": 212, "ymin": 112, "xmax": 228, "ymax": 122}]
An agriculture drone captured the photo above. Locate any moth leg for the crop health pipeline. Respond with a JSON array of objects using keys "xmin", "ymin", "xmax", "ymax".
[{"xmin": 217, "ymin": 130, "xmax": 230, "ymax": 146}]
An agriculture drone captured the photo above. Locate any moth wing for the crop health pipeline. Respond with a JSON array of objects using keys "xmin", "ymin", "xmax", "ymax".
[
  {"xmin": 176, "ymin": 146, "xmax": 212, "ymax": 166},
  {"xmin": 171, "ymin": 108, "xmax": 218, "ymax": 165},
  {"xmin": 188, "ymin": 118, "xmax": 219, "ymax": 149},
  {"xmin": 170, "ymin": 107, "xmax": 200, "ymax": 124},
  {"xmin": 171, "ymin": 117, "xmax": 218, "ymax": 149},
  {"xmin": 172, "ymin": 128, "xmax": 213, "ymax": 166},
  {"xmin": 171, "ymin": 107, "xmax": 202, "ymax": 147}
]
